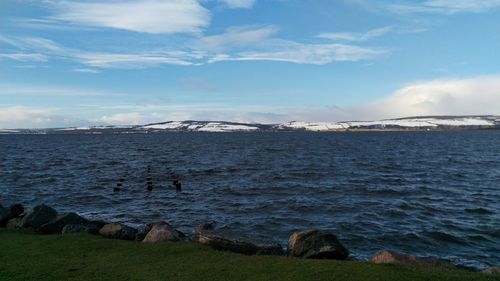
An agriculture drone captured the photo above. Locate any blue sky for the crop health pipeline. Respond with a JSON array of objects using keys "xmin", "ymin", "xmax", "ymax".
[{"xmin": 1, "ymin": 0, "xmax": 500, "ymax": 128}]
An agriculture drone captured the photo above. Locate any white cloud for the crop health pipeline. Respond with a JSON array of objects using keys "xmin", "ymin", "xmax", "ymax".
[
  {"xmin": 209, "ymin": 40, "xmax": 388, "ymax": 64},
  {"xmin": 2, "ymin": 36, "xmax": 196, "ymax": 68},
  {"xmin": 2, "ymin": 33, "xmax": 387, "ymax": 68},
  {"xmin": 72, "ymin": 68, "xmax": 101, "ymax": 74},
  {"xmin": 317, "ymin": 26, "xmax": 392, "ymax": 42},
  {"xmin": 0, "ymin": 106, "xmax": 87, "ymax": 129},
  {"xmin": 198, "ymin": 25, "xmax": 279, "ymax": 51},
  {"xmin": 220, "ymin": 0, "xmax": 255, "ymax": 9},
  {"xmin": 49, "ymin": 0, "xmax": 211, "ymax": 34},
  {"xmin": 2, "ymin": 75, "xmax": 500, "ymax": 128},
  {"xmin": 99, "ymin": 112, "xmax": 146, "ymax": 125},
  {"xmin": 0, "ymin": 84, "xmax": 124, "ymax": 97},
  {"xmin": 389, "ymin": 0, "xmax": 500, "ymax": 14},
  {"xmin": 0, "ymin": 53, "xmax": 48, "ymax": 62},
  {"xmin": 356, "ymin": 75, "xmax": 500, "ymax": 119}
]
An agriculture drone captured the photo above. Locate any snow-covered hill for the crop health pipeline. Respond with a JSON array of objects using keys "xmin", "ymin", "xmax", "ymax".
[
  {"xmin": 1, "ymin": 116, "xmax": 499, "ymax": 134},
  {"xmin": 140, "ymin": 121, "xmax": 267, "ymax": 132},
  {"xmin": 278, "ymin": 116, "xmax": 500, "ymax": 131}
]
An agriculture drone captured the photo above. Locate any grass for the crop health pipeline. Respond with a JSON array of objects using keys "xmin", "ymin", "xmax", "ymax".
[{"xmin": 0, "ymin": 229, "xmax": 498, "ymax": 281}]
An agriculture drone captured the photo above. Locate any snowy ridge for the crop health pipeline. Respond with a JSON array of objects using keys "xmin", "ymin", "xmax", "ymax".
[
  {"xmin": 140, "ymin": 121, "xmax": 265, "ymax": 132},
  {"xmin": 1, "ymin": 116, "xmax": 499, "ymax": 134},
  {"xmin": 279, "ymin": 116, "xmax": 499, "ymax": 131}
]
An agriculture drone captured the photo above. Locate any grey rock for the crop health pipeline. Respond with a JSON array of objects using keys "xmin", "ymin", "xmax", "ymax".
[
  {"xmin": 195, "ymin": 222, "xmax": 215, "ymax": 234},
  {"xmin": 0, "ymin": 204, "xmax": 24, "ymax": 226},
  {"xmin": 0, "ymin": 208, "xmax": 9, "ymax": 226},
  {"xmin": 8, "ymin": 204, "xmax": 24, "ymax": 218},
  {"xmin": 255, "ymin": 243, "xmax": 285, "ymax": 256},
  {"xmin": 135, "ymin": 222, "xmax": 156, "ymax": 241},
  {"xmin": 62, "ymin": 224, "xmax": 88, "ymax": 234},
  {"xmin": 193, "ymin": 226, "xmax": 284, "ymax": 256},
  {"xmin": 288, "ymin": 229, "xmax": 349, "ymax": 260},
  {"xmin": 86, "ymin": 220, "xmax": 107, "ymax": 235},
  {"xmin": 18, "ymin": 204, "xmax": 58, "ymax": 229},
  {"xmin": 482, "ymin": 266, "xmax": 500, "ymax": 275},
  {"xmin": 38, "ymin": 212, "xmax": 89, "ymax": 234},
  {"xmin": 142, "ymin": 222, "xmax": 186, "ymax": 243},
  {"xmin": 370, "ymin": 251, "xmax": 456, "ymax": 269},
  {"xmin": 99, "ymin": 223, "xmax": 138, "ymax": 240},
  {"xmin": 6, "ymin": 217, "xmax": 21, "ymax": 228}
]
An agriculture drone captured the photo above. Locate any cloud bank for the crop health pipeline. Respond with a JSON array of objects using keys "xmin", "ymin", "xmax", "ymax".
[
  {"xmin": 50, "ymin": 0, "xmax": 211, "ymax": 34},
  {"xmin": 2, "ymin": 75, "xmax": 499, "ymax": 128}
]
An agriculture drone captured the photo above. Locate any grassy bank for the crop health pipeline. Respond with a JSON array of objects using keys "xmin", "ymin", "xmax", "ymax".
[{"xmin": 0, "ymin": 229, "xmax": 497, "ymax": 281}]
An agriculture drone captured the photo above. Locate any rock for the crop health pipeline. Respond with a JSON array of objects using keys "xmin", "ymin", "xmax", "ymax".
[
  {"xmin": 193, "ymin": 226, "xmax": 284, "ymax": 256},
  {"xmin": 99, "ymin": 223, "xmax": 138, "ymax": 240},
  {"xmin": 370, "ymin": 251, "xmax": 456, "ymax": 269},
  {"xmin": 0, "ymin": 207, "xmax": 9, "ymax": 226},
  {"xmin": 62, "ymin": 224, "xmax": 91, "ymax": 234},
  {"xmin": 9, "ymin": 204, "xmax": 24, "ymax": 218},
  {"xmin": 142, "ymin": 222, "xmax": 186, "ymax": 243},
  {"xmin": 38, "ymin": 212, "xmax": 89, "ymax": 234},
  {"xmin": 255, "ymin": 243, "xmax": 285, "ymax": 256},
  {"xmin": 0, "ymin": 204, "xmax": 24, "ymax": 226},
  {"xmin": 194, "ymin": 232, "xmax": 260, "ymax": 255},
  {"xmin": 6, "ymin": 217, "xmax": 21, "ymax": 228},
  {"xmin": 61, "ymin": 222, "xmax": 102, "ymax": 235},
  {"xmin": 135, "ymin": 222, "xmax": 155, "ymax": 241},
  {"xmin": 288, "ymin": 229, "xmax": 349, "ymax": 260},
  {"xmin": 86, "ymin": 220, "xmax": 107, "ymax": 235},
  {"xmin": 482, "ymin": 266, "xmax": 500, "ymax": 275},
  {"xmin": 18, "ymin": 204, "xmax": 58, "ymax": 229},
  {"xmin": 195, "ymin": 222, "xmax": 215, "ymax": 234}
]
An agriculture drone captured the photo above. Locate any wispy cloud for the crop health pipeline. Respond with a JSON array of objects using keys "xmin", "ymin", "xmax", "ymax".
[
  {"xmin": 72, "ymin": 68, "xmax": 101, "ymax": 74},
  {"xmin": 198, "ymin": 25, "xmax": 279, "ymax": 51},
  {"xmin": 209, "ymin": 40, "xmax": 389, "ymax": 64},
  {"xmin": 388, "ymin": 0, "xmax": 500, "ymax": 14},
  {"xmin": 316, "ymin": 26, "xmax": 392, "ymax": 42},
  {"xmin": 0, "ymin": 36, "xmax": 196, "ymax": 68},
  {"xmin": 0, "ymin": 106, "xmax": 90, "ymax": 129},
  {"xmin": 0, "ymin": 53, "xmax": 48, "ymax": 62},
  {"xmin": 219, "ymin": 0, "xmax": 256, "ymax": 9},
  {"xmin": 0, "ymin": 84, "xmax": 125, "ymax": 97},
  {"xmin": 47, "ymin": 0, "xmax": 211, "ymax": 34},
  {"xmin": 1, "ymin": 31, "xmax": 387, "ymax": 68}
]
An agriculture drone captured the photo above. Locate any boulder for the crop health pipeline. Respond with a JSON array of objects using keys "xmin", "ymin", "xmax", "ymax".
[
  {"xmin": 193, "ymin": 225, "xmax": 284, "ymax": 256},
  {"xmin": 255, "ymin": 243, "xmax": 285, "ymax": 256},
  {"xmin": 370, "ymin": 251, "xmax": 456, "ymax": 269},
  {"xmin": 86, "ymin": 220, "xmax": 107, "ymax": 235},
  {"xmin": 6, "ymin": 217, "xmax": 21, "ymax": 228},
  {"xmin": 142, "ymin": 222, "xmax": 186, "ymax": 243},
  {"xmin": 195, "ymin": 222, "xmax": 215, "ymax": 234},
  {"xmin": 135, "ymin": 222, "xmax": 155, "ymax": 242},
  {"xmin": 18, "ymin": 204, "xmax": 58, "ymax": 229},
  {"xmin": 0, "ymin": 204, "xmax": 24, "ymax": 226},
  {"xmin": 8, "ymin": 204, "xmax": 24, "ymax": 218},
  {"xmin": 99, "ymin": 223, "xmax": 138, "ymax": 240},
  {"xmin": 482, "ymin": 266, "xmax": 500, "ymax": 275},
  {"xmin": 0, "ymin": 207, "xmax": 9, "ymax": 226},
  {"xmin": 288, "ymin": 229, "xmax": 349, "ymax": 260},
  {"xmin": 61, "ymin": 224, "xmax": 99, "ymax": 235},
  {"xmin": 38, "ymin": 212, "xmax": 89, "ymax": 234}
]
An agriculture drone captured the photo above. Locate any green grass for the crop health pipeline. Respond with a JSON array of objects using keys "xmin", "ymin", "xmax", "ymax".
[{"xmin": 0, "ymin": 229, "xmax": 498, "ymax": 281}]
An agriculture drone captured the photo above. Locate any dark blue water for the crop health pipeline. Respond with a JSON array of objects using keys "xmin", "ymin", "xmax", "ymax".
[{"xmin": 0, "ymin": 132, "xmax": 499, "ymax": 269}]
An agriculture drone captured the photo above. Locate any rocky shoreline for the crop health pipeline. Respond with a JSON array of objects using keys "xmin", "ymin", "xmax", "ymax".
[{"xmin": 1, "ymin": 202, "xmax": 498, "ymax": 276}]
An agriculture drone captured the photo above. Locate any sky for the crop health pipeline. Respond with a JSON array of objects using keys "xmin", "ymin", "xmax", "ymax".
[{"xmin": 1, "ymin": 0, "xmax": 500, "ymax": 128}]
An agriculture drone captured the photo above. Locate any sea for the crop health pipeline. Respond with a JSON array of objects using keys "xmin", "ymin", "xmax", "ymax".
[{"xmin": 0, "ymin": 131, "xmax": 499, "ymax": 270}]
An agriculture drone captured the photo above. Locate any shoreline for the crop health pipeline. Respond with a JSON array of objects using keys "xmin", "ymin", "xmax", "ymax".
[
  {"xmin": 1, "ymin": 202, "xmax": 499, "ymax": 278},
  {"xmin": 1, "ymin": 228, "xmax": 499, "ymax": 281}
]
